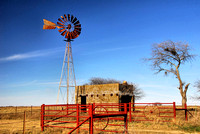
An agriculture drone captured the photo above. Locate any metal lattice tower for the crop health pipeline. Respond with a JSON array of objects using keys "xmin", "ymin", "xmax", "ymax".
[
  {"xmin": 43, "ymin": 14, "xmax": 81, "ymax": 104},
  {"xmin": 57, "ymin": 41, "xmax": 76, "ymax": 104}
]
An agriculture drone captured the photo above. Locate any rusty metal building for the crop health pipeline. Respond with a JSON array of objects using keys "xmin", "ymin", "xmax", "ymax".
[{"xmin": 75, "ymin": 81, "xmax": 135, "ymax": 105}]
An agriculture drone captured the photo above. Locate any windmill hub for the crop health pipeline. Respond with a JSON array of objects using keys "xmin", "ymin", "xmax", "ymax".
[{"xmin": 67, "ymin": 24, "xmax": 72, "ymax": 30}]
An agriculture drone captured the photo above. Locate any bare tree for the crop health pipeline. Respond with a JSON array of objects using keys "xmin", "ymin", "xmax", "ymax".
[
  {"xmin": 130, "ymin": 83, "xmax": 144, "ymax": 100},
  {"xmin": 194, "ymin": 80, "xmax": 200, "ymax": 100},
  {"xmin": 196, "ymin": 80, "xmax": 200, "ymax": 89},
  {"xmin": 88, "ymin": 77, "xmax": 120, "ymax": 85},
  {"xmin": 85, "ymin": 77, "xmax": 144, "ymax": 100},
  {"xmin": 145, "ymin": 40, "xmax": 195, "ymax": 107}
]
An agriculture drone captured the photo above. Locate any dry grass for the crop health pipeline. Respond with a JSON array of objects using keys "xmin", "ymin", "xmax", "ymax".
[{"xmin": 0, "ymin": 106, "xmax": 200, "ymax": 134}]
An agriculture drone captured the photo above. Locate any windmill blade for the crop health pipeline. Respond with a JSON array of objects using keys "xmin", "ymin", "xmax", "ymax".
[
  {"xmin": 72, "ymin": 31, "xmax": 78, "ymax": 36},
  {"xmin": 68, "ymin": 32, "xmax": 72, "ymax": 39},
  {"xmin": 72, "ymin": 31, "xmax": 79, "ymax": 39},
  {"xmin": 61, "ymin": 30, "xmax": 67, "ymax": 36},
  {"xmin": 68, "ymin": 14, "xmax": 71, "ymax": 22},
  {"xmin": 74, "ymin": 20, "xmax": 80, "ymax": 25},
  {"xmin": 74, "ymin": 27, "xmax": 81, "ymax": 32},
  {"xmin": 71, "ymin": 15, "xmax": 74, "ymax": 22},
  {"xmin": 74, "ymin": 34, "xmax": 79, "ymax": 39},
  {"xmin": 65, "ymin": 32, "xmax": 70, "ymax": 39},
  {"xmin": 72, "ymin": 17, "xmax": 77, "ymax": 24},
  {"xmin": 57, "ymin": 26, "xmax": 64, "ymax": 29},
  {"xmin": 71, "ymin": 32, "xmax": 76, "ymax": 39},
  {"xmin": 74, "ymin": 24, "xmax": 81, "ymax": 29},
  {"xmin": 74, "ymin": 29, "xmax": 81, "ymax": 35},
  {"xmin": 58, "ymin": 18, "xmax": 65, "ymax": 23},
  {"xmin": 67, "ymin": 32, "xmax": 71, "ymax": 39},
  {"xmin": 64, "ymin": 14, "xmax": 68, "ymax": 21},
  {"xmin": 75, "ymin": 24, "xmax": 81, "ymax": 27},
  {"xmin": 58, "ymin": 28, "xmax": 66, "ymax": 33},
  {"xmin": 57, "ymin": 22, "xmax": 64, "ymax": 26},
  {"xmin": 74, "ymin": 28, "xmax": 81, "ymax": 31},
  {"xmin": 69, "ymin": 32, "xmax": 73, "ymax": 39},
  {"xmin": 61, "ymin": 16, "xmax": 66, "ymax": 22}
]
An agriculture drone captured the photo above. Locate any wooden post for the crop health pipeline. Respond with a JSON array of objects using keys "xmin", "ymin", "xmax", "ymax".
[
  {"xmin": 31, "ymin": 105, "xmax": 32, "ymax": 116},
  {"xmin": 23, "ymin": 111, "xmax": 26, "ymax": 134},
  {"xmin": 15, "ymin": 106, "xmax": 17, "ymax": 115},
  {"xmin": 173, "ymin": 102, "xmax": 176, "ymax": 121}
]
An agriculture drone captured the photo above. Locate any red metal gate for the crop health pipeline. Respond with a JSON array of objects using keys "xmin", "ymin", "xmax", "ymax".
[
  {"xmin": 41, "ymin": 102, "xmax": 177, "ymax": 133},
  {"xmin": 41, "ymin": 103, "xmax": 128, "ymax": 133}
]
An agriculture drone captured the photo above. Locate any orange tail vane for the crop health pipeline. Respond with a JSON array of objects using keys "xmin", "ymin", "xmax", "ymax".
[{"xmin": 43, "ymin": 19, "xmax": 57, "ymax": 29}]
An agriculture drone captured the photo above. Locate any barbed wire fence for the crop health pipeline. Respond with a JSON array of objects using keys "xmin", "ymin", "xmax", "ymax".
[{"xmin": 0, "ymin": 106, "xmax": 41, "ymax": 133}]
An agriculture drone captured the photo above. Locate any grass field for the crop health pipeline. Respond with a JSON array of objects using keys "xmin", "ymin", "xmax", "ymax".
[{"xmin": 0, "ymin": 105, "xmax": 200, "ymax": 134}]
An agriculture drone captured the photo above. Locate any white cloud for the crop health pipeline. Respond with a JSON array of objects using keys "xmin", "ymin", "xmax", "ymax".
[
  {"xmin": 0, "ymin": 47, "xmax": 64, "ymax": 62},
  {"xmin": 1, "ymin": 80, "xmax": 60, "ymax": 89},
  {"xmin": 1, "ymin": 80, "xmax": 38, "ymax": 88}
]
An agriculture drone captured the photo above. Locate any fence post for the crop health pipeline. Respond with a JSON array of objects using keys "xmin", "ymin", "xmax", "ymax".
[
  {"xmin": 76, "ymin": 104, "xmax": 79, "ymax": 134},
  {"xmin": 23, "ymin": 111, "xmax": 26, "ymax": 134},
  {"xmin": 129, "ymin": 102, "xmax": 131, "ymax": 122},
  {"xmin": 173, "ymin": 102, "xmax": 176, "ymax": 121},
  {"xmin": 15, "ymin": 106, "xmax": 17, "ymax": 115},
  {"xmin": 185, "ymin": 103, "xmax": 188, "ymax": 121},
  {"xmin": 89, "ymin": 104, "xmax": 93, "ymax": 134},
  {"xmin": 41, "ymin": 104, "xmax": 45, "ymax": 131},
  {"xmin": 31, "ymin": 105, "xmax": 32, "ymax": 116},
  {"xmin": 124, "ymin": 103, "xmax": 128, "ymax": 134}
]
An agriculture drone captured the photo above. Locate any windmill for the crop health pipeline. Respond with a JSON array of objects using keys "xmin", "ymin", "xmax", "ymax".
[{"xmin": 43, "ymin": 14, "xmax": 81, "ymax": 104}]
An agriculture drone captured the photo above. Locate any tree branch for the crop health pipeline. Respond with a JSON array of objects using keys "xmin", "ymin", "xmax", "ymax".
[{"xmin": 184, "ymin": 83, "xmax": 190, "ymax": 94}]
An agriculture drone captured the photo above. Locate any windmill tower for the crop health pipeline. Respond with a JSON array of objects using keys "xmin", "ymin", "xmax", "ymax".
[{"xmin": 43, "ymin": 14, "xmax": 81, "ymax": 104}]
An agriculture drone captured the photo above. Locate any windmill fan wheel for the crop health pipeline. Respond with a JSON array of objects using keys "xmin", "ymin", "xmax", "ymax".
[{"xmin": 57, "ymin": 14, "xmax": 81, "ymax": 40}]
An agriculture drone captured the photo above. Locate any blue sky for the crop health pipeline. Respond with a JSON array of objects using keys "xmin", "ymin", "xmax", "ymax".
[{"xmin": 0, "ymin": 0, "xmax": 200, "ymax": 106}]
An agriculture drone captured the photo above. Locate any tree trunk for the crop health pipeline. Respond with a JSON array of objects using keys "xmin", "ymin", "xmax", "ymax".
[{"xmin": 182, "ymin": 92, "xmax": 187, "ymax": 107}]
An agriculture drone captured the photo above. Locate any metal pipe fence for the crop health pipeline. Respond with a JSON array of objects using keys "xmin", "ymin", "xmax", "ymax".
[{"xmin": 40, "ymin": 102, "xmax": 179, "ymax": 133}]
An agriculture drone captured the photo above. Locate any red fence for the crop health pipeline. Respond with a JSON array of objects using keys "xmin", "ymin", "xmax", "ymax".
[
  {"xmin": 41, "ymin": 103, "xmax": 128, "ymax": 133},
  {"xmin": 128, "ymin": 102, "xmax": 176, "ymax": 122},
  {"xmin": 41, "ymin": 102, "xmax": 178, "ymax": 133}
]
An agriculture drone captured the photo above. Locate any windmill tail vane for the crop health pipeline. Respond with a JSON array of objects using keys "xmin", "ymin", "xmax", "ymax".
[{"xmin": 43, "ymin": 19, "xmax": 57, "ymax": 29}]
